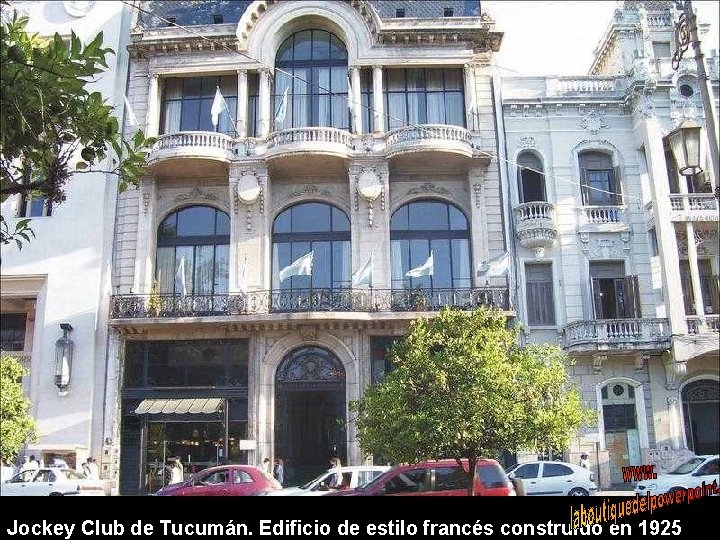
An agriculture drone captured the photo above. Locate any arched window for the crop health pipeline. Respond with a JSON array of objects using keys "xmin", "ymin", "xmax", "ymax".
[
  {"xmin": 272, "ymin": 202, "xmax": 351, "ymax": 290},
  {"xmin": 156, "ymin": 206, "xmax": 230, "ymax": 296},
  {"xmin": 579, "ymin": 150, "xmax": 620, "ymax": 205},
  {"xmin": 390, "ymin": 200, "xmax": 471, "ymax": 290},
  {"xmin": 682, "ymin": 379, "xmax": 719, "ymax": 455},
  {"xmin": 517, "ymin": 151, "xmax": 546, "ymax": 203},
  {"xmin": 274, "ymin": 30, "xmax": 349, "ymax": 130}
]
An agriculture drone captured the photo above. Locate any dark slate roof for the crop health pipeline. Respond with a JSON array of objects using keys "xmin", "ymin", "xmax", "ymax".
[{"xmin": 137, "ymin": 1, "xmax": 482, "ymax": 29}]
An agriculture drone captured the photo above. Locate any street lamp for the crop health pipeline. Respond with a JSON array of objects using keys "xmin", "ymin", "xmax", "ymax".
[
  {"xmin": 54, "ymin": 323, "xmax": 74, "ymax": 394},
  {"xmin": 671, "ymin": 1, "xmax": 719, "ymax": 189},
  {"xmin": 667, "ymin": 120, "xmax": 702, "ymax": 176}
]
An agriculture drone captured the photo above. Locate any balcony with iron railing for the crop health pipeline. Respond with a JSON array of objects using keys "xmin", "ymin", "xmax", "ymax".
[
  {"xmin": 265, "ymin": 127, "xmax": 355, "ymax": 161},
  {"xmin": 562, "ymin": 318, "xmax": 671, "ymax": 352},
  {"xmin": 147, "ymin": 131, "xmax": 236, "ymax": 166},
  {"xmin": 668, "ymin": 193, "xmax": 719, "ymax": 222},
  {"xmin": 513, "ymin": 202, "xmax": 557, "ymax": 253},
  {"xmin": 109, "ymin": 287, "xmax": 511, "ymax": 320},
  {"xmin": 385, "ymin": 125, "xmax": 475, "ymax": 159}
]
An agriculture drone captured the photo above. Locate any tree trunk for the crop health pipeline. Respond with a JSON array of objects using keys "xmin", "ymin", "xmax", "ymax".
[{"xmin": 467, "ymin": 456, "xmax": 478, "ymax": 497}]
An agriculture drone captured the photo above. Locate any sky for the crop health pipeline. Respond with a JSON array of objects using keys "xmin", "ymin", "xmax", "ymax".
[{"xmin": 484, "ymin": 1, "xmax": 720, "ymax": 76}]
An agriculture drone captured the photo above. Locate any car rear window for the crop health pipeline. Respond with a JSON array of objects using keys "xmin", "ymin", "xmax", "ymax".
[
  {"xmin": 64, "ymin": 470, "xmax": 87, "ymax": 480},
  {"xmin": 477, "ymin": 464, "xmax": 510, "ymax": 488}
]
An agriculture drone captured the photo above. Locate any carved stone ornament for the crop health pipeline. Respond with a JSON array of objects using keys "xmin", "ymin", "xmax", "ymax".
[
  {"xmin": 517, "ymin": 136, "xmax": 537, "ymax": 149},
  {"xmin": 407, "ymin": 183, "xmax": 450, "ymax": 196},
  {"xmin": 662, "ymin": 352, "xmax": 687, "ymax": 390},
  {"xmin": 592, "ymin": 353, "xmax": 607, "ymax": 373},
  {"xmin": 356, "ymin": 168, "xmax": 383, "ymax": 202},
  {"xmin": 64, "ymin": 1, "xmax": 95, "ymax": 17},
  {"xmin": 288, "ymin": 185, "xmax": 332, "ymax": 200},
  {"xmin": 579, "ymin": 109, "xmax": 609, "ymax": 136},
  {"xmin": 174, "ymin": 187, "xmax": 219, "ymax": 204},
  {"xmin": 237, "ymin": 172, "xmax": 261, "ymax": 205}
]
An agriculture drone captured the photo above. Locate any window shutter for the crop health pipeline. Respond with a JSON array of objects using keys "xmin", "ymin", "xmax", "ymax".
[
  {"xmin": 623, "ymin": 275, "xmax": 642, "ymax": 318},
  {"xmin": 591, "ymin": 278, "xmax": 604, "ymax": 319},
  {"xmin": 613, "ymin": 166, "xmax": 623, "ymax": 205},
  {"xmin": 580, "ymin": 168, "xmax": 589, "ymax": 205}
]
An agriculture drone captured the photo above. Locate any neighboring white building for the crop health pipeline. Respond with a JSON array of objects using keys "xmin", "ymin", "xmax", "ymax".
[
  {"xmin": 500, "ymin": 1, "xmax": 719, "ymax": 487},
  {"xmin": 0, "ymin": 1, "xmax": 134, "ymax": 479}
]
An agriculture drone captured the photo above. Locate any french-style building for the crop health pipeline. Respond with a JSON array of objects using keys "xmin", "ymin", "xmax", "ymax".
[
  {"xmin": 500, "ymin": 1, "xmax": 718, "ymax": 487},
  {"xmin": 107, "ymin": 0, "xmax": 506, "ymax": 494}
]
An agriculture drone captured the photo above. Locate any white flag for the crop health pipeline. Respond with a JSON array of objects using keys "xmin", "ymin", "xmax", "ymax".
[
  {"xmin": 279, "ymin": 251, "xmax": 314, "ymax": 282},
  {"xmin": 238, "ymin": 255, "xmax": 249, "ymax": 294},
  {"xmin": 274, "ymin": 87, "xmax": 289, "ymax": 127},
  {"xmin": 406, "ymin": 251, "xmax": 434, "ymax": 278},
  {"xmin": 476, "ymin": 252, "xmax": 510, "ymax": 278},
  {"xmin": 211, "ymin": 86, "xmax": 227, "ymax": 128},
  {"xmin": 123, "ymin": 95, "xmax": 138, "ymax": 127},
  {"xmin": 175, "ymin": 256, "xmax": 188, "ymax": 296},
  {"xmin": 351, "ymin": 254, "xmax": 373, "ymax": 287}
]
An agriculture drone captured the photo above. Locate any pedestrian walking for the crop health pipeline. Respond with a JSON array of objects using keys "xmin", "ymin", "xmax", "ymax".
[{"xmin": 273, "ymin": 458, "xmax": 284, "ymax": 486}]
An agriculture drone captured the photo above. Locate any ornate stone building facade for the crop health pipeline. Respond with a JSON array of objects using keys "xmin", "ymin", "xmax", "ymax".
[
  {"xmin": 500, "ymin": 1, "xmax": 718, "ymax": 487},
  {"xmin": 107, "ymin": 0, "xmax": 507, "ymax": 494}
]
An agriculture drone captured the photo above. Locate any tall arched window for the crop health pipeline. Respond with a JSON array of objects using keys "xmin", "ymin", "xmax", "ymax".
[
  {"xmin": 272, "ymin": 202, "xmax": 351, "ymax": 290},
  {"xmin": 274, "ymin": 30, "xmax": 349, "ymax": 130},
  {"xmin": 156, "ymin": 206, "xmax": 230, "ymax": 296},
  {"xmin": 390, "ymin": 200, "xmax": 471, "ymax": 290},
  {"xmin": 517, "ymin": 151, "xmax": 546, "ymax": 203}
]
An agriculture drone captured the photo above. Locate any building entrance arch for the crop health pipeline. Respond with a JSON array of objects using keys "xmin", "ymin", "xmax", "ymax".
[
  {"xmin": 275, "ymin": 346, "xmax": 346, "ymax": 484},
  {"xmin": 682, "ymin": 378, "xmax": 719, "ymax": 455}
]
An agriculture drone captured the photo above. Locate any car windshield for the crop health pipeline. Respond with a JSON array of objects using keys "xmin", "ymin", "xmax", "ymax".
[
  {"xmin": 505, "ymin": 463, "xmax": 519, "ymax": 474},
  {"xmin": 299, "ymin": 472, "xmax": 330, "ymax": 490},
  {"xmin": 669, "ymin": 457, "xmax": 706, "ymax": 475}
]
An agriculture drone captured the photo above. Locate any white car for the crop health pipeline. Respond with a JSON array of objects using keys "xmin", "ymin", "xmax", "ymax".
[
  {"xmin": 506, "ymin": 461, "xmax": 598, "ymax": 496},
  {"xmin": 0, "ymin": 468, "xmax": 105, "ymax": 496},
  {"xmin": 634, "ymin": 455, "xmax": 719, "ymax": 496},
  {"xmin": 265, "ymin": 465, "xmax": 389, "ymax": 496}
]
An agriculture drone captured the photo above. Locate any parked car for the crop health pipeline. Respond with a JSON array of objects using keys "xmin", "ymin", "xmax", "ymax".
[
  {"xmin": 505, "ymin": 461, "xmax": 597, "ymax": 496},
  {"xmin": 634, "ymin": 455, "xmax": 719, "ymax": 496},
  {"xmin": 265, "ymin": 465, "xmax": 389, "ymax": 496},
  {"xmin": 327, "ymin": 459, "xmax": 515, "ymax": 496},
  {"xmin": 0, "ymin": 468, "xmax": 105, "ymax": 496},
  {"xmin": 155, "ymin": 465, "xmax": 281, "ymax": 496}
]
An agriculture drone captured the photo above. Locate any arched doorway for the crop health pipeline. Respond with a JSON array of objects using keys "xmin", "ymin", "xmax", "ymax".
[
  {"xmin": 275, "ymin": 346, "xmax": 346, "ymax": 484},
  {"xmin": 600, "ymin": 380, "xmax": 643, "ymax": 486},
  {"xmin": 682, "ymin": 379, "xmax": 719, "ymax": 455}
]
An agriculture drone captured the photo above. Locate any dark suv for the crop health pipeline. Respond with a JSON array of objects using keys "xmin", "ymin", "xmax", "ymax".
[{"xmin": 326, "ymin": 459, "xmax": 515, "ymax": 496}]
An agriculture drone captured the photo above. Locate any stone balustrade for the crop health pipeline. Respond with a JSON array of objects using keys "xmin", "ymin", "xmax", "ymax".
[
  {"xmin": 148, "ymin": 131, "xmax": 236, "ymax": 163},
  {"xmin": 580, "ymin": 205, "xmax": 626, "ymax": 224},
  {"xmin": 563, "ymin": 318, "xmax": 671, "ymax": 350},
  {"xmin": 266, "ymin": 127, "xmax": 353, "ymax": 149},
  {"xmin": 513, "ymin": 202, "xmax": 557, "ymax": 252},
  {"xmin": 669, "ymin": 194, "xmax": 719, "ymax": 221},
  {"xmin": 385, "ymin": 124, "xmax": 474, "ymax": 157}
]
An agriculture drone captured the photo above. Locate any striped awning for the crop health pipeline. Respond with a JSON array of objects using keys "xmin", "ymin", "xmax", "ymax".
[{"xmin": 134, "ymin": 398, "xmax": 224, "ymax": 415}]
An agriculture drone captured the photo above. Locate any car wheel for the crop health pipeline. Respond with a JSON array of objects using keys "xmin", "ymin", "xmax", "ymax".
[
  {"xmin": 49, "ymin": 492, "xmax": 64, "ymax": 496},
  {"xmin": 568, "ymin": 488, "xmax": 588, "ymax": 496},
  {"xmin": 669, "ymin": 487, "xmax": 684, "ymax": 493}
]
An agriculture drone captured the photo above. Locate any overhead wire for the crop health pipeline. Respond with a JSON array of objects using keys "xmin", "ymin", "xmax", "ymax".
[{"xmin": 122, "ymin": 0, "xmax": 641, "ymax": 203}]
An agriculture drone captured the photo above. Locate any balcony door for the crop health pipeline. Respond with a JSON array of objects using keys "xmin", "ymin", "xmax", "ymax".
[{"xmin": 589, "ymin": 262, "xmax": 641, "ymax": 319}]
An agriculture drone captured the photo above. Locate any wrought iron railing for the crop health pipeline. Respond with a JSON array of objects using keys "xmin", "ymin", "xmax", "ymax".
[
  {"xmin": 110, "ymin": 287, "xmax": 510, "ymax": 319},
  {"xmin": 563, "ymin": 318, "xmax": 670, "ymax": 348}
]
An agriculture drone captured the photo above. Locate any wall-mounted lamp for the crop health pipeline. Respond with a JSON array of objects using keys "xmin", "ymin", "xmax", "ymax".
[{"xmin": 55, "ymin": 323, "xmax": 74, "ymax": 394}]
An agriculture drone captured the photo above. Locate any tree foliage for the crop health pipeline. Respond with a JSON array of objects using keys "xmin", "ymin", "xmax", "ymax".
[
  {"xmin": 0, "ymin": 7, "xmax": 155, "ymax": 248},
  {"xmin": 351, "ymin": 308, "xmax": 593, "ymax": 495},
  {"xmin": 0, "ymin": 354, "xmax": 36, "ymax": 462}
]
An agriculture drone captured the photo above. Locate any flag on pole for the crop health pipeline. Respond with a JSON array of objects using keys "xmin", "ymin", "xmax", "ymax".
[
  {"xmin": 175, "ymin": 256, "xmax": 188, "ymax": 296},
  {"xmin": 274, "ymin": 87, "xmax": 289, "ymax": 127},
  {"xmin": 279, "ymin": 251, "xmax": 314, "ymax": 282},
  {"xmin": 351, "ymin": 253, "xmax": 373, "ymax": 287},
  {"xmin": 406, "ymin": 251, "xmax": 434, "ymax": 278},
  {"xmin": 476, "ymin": 252, "xmax": 510, "ymax": 278},
  {"xmin": 238, "ymin": 255, "xmax": 249, "ymax": 294},
  {"xmin": 123, "ymin": 95, "xmax": 138, "ymax": 127},
  {"xmin": 211, "ymin": 86, "xmax": 228, "ymax": 128}
]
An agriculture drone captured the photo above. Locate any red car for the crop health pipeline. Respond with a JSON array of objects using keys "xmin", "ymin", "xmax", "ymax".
[
  {"xmin": 327, "ymin": 459, "xmax": 515, "ymax": 496},
  {"xmin": 155, "ymin": 465, "xmax": 281, "ymax": 496}
]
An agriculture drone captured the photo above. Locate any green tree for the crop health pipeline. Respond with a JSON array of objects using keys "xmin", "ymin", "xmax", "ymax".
[
  {"xmin": 0, "ymin": 6, "xmax": 155, "ymax": 248},
  {"xmin": 351, "ymin": 308, "xmax": 593, "ymax": 496},
  {"xmin": 0, "ymin": 354, "xmax": 36, "ymax": 462}
]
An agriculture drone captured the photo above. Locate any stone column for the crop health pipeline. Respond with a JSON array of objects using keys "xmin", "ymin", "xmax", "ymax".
[
  {"xmin": 258, "ymin": 69, "xmax": 272, "ymax": 139},
  {"xmin": 642, "ymin": 118, "xmax": 687, "ymax": 334},
  {"xmin": 349, "ymin": 66, "xmax": 362, "ymax": 135},
  {"xmin": 684, "ymin": 222, "xmax": 705, "ymax": 322},
  {"xmin": 349, "ymin": 160, "xmax": 390, "ymax": 289},
  {"xmin": 372, "ymin": 65, "xmax": 385, "ymax": 133},
  {"xmin": 236, "ymin": 69, "xmax": 248, "ymax": 139},
  {"xmin": 463, "ymin": 63, "xmax": 478, "ymax": 131},
  {"xmin": 133, "ymin": 177, "xmax": 157, "ymax": 294},
  {"xmin": 145, "ymin": 74, "xmax": 161, "ymax": 137}
]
